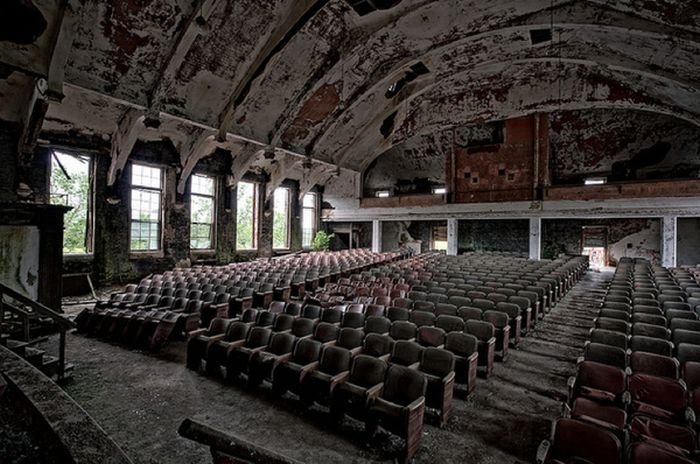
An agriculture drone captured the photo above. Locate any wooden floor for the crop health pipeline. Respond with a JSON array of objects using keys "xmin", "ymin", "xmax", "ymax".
[{"xmin": 53, "ymin": 271, "xmax": 612, "ymax": 464}]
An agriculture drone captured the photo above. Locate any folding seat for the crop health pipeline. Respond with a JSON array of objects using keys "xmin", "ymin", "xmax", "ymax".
[
  {"xmin": 633, "ymin": 313, "xmax": 667, "ymax": 326},
  {"xmin": 317, "ymin": 307, "xmax": 342, "ymax": 325},
  {"xmin": 458, "ymin": 306, "xmax": 483, "ymax": 322},
  {"xmin": 247, "ymin": 332, "xmax": 296, "ymax": 386},
  {"xmin": 392, "ymin": 297, "xmax": 413, "ymax": 309},
  {"xmin": 508, "ymin": 296, "xmax": 533, "ymax": 334},
  {"xmin": 486, "ymin": 292, "xmax": 508, "ymax": 304},
  {"xmin": 284, "ymin": 302, "xmax": 301, "ymax": 317},
  {"xmin": 517, "ymin": 290, "xmax": 541, "ymax": 321},
  {"xmin": 374, "ymin": 295, "xmax": 393, "ymax": 306},
  {"xmin": 365, "ymin": 316, "xmax": 391, "ymax": 336},
  {"xmin": 472, "ymin": 298, "xmax": 495, "ymax": 311},
  {"xmin": 390, "ymin": 321, "xmax": 417, "ymax": 341},
  {"xmin": 388, "ymin": 340, "xmax": 423, "ymax": 369},
  {"xmin": 476, "ymin": 285, "xmax": 495, "ymax": 295},
  {"xmin": 410, "ymin": 310, "xmax": 436, "ymax": 328},
  {"xmin": 436, "ymin": 315, "xmax": 465, "ymax": 333},
  {"xmin": 604, "ymin": 302, "xmax": 632, "ymax": 314},
  {"xmin": 581, "ymin": 342, "xmax": 626, "ymax": 369},
  {"xmin": 272, "ymin": 339, "xmax": 323, "ymax": 396},
  {"xmin": 330, "ymin": 354, "xmax": 388, "ymax": 424},
  {"xmin": 416, "ymin": 326, "xmax": 446, "ymax": 349},
  {"xmin": 590, "ymin": 328, "xmax": 628, "ymax": 350},
  {"xmin": 312, "ymin": 322, "xmax": 340, "ymax": 346},
  {"xmin": 467, "ymin": 290, "xmax": 487, "ymax": 300},
  {"xmin": 678, "ymin": 343, "xmax": 700, "ymax": 368},
  {"xmin": 627, "ymin": 441, "xmax": 696, "ymax": 464},
  {"xmin": 630, "ymin": 352, "xmax": 679, "ymax": 381},
  {"xmin": 670, "ymin": 318, "xmax": 700, "ymax": 333},
  {"xmin": 362, "ymin": 333, "xmax": 394, "ymax": 362},
  {"xmin": 417, "ymin": 347, "xmax": 455, "ymax": 428},
  {"xmin": 633, "ymin": 322, "xmax": 671, "ymax": 340},
  {"xmin": 482, "ymin": 311, "xmax": 510, "ymax": 361},
  {"xmin": 270, "ymin": 313, "xmax": 294, "ymax": 332},
  {"xmin": 301, "ymin": 346, "xmax": 352, "ymax": 407},
  {"xmin": 465, "ymin": 320, "xmax": 496, "ymax": 378},
  {"xmin": 441, "ymin": 332, "xmax": 478, "ymax": 397},
  {"xmin": 672, "ymin": 329, "xmax": 700, "ymax": 352},
  {"xmin": 268, "ymin": 301, "xmax": 286, "ymax": 314},
  {"xmin": 606, "ymin": 296, "xmax": 632, "ymax": 307},
  {"xmin": 495, "ymin": 302, "xmax": 522, "ymax": 345},
  {"xmin": 408, "ymin": 291, "xmax": 427, "ymax": 302},
  {"xmin": 595, "ymin": 317, "xmax": 631, "ymax": 334},
  {"xmin": 366, "ymin": 365, "xmax": 426, "ymax": 463},
  {"xmin": 537, "ymin": 418, "xmax": 622, "ymax": 464},
  {"xmin": 339, "ymin": 311, "xmax": 364, "ymax": 330},
  {"xmin": 659, "ymin": 294, "xmax": 684, "ymax": 305},
  {"xmin": 335, "ymin": 327, "xmax": 364, "ymax": 356},
  {"xmin": 230, "ymin": 287, "xmax": 254, "ymax": 314},
  {"xmin": 253, "ymin": 310, "xmax": 276, "ymax": 328},
  {"xmin": 629, "ymin": 373, "xmax": 688, "ymax": 422},
  {"xmin": 448, "ymin": 296, "xmax": 471, "ymax": 308},
  {"xmin": 568, "ymin": 361, "xmax": 626, "ymax": 406},
  {"xmin": 387, "ymin": 306, "xmax": 410, "ymax": 322},
  {"xmin": 630, "ymin": 413, "xmax": 698, "ymax": 456},
  {"xmin": 446, "ymin": 289, "xmax": 466, "ymax": 299},
  {"xmin": 599, "ymin": 308, "xmax": 631, "ymax": 322},
  {"xmin": 570, "ymin": 397, "xmax": 627, "ymax": 435},
  {"xmin": 634, "ymin": 305, "xmax": 664, "ymax": 316},
  {"xmin": 186, "ymin": 317, "xmax": 234, "ymax": 371},
  {"xmin": 413, "ymin": 300, "xmax": 435, "ymax": 313},
  {"xmin": 634, "ymin": 298, "xmax": 660, "ymax": 307},
  {"xmin": 364, "ymin": 304, "xmax": 385, "ymax": 318},
  {"xmin": 434, "ymin": 303, "xmax": 458, "ymax": 317},
  {"xmin": 224, "ymin": 326, "xmax": 272, "ymax": 382},
  {"xmin": 630, "ymin": 335, "xmax": 673, "ymax": 357}
]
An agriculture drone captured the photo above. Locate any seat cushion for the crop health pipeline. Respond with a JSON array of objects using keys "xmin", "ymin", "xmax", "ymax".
[{"xmin": 370, "ymin": 397, "xmax": 404, "ymax": 419}]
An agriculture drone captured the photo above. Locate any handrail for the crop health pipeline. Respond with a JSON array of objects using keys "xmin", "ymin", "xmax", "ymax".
[{"xmin": 0, "ymin": 283, "xmax": 75, "ymax": 330}]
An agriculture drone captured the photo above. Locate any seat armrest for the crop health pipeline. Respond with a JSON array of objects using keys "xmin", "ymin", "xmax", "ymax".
[
  {"xmin": 567, "ymin": 376, "xmax": 576, "ymax": 404},
  {"xmin": 405, "ymin": 396, "xmax": 426, "ymax": 414},
  {"xmin": 226, "ymin": 340, "xmax": 247, "ymax": 352},
  {"xmin": 486, "ymin": 337, "xmax": 496, "ymax": 346},
  {"xmin": 685, "ymin": 407, "xmax": 696, "ymax": 424},
  {"xmin": 275, "ymin": 353, "xmax": 293, "ymax": 364},
  {"xmin": 187, "ymin": 328, "xmax": 208, "ymax": 340},
  {"xmin": 443, "ymin": 371, "xmax": 456, "ymax": 386},
  {"xmin": 365, "ymin": 382, "xmax": 384, "ymax": 401},
  {"xmin": 535, "ymin": 440, "xmax": 551, "ymax": 464},
  {"xmin": 206, "ymin": 334, "xmax": 227, "ymax": 345},
  {"xmin": 622, "ymin": 390, "xmax": 631, "ymax": 406},
  {"xmin": 330, "ymin": 371, "xmax": 351, "ymax": 388}
]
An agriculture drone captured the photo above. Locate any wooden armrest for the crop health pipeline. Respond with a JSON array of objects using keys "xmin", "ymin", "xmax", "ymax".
[
  {"xmin": 187, "ymin": 328, "xmax": 208, "ymax": 340},
  {"xmin": 405, "ymin": 396, "xmax": 425, "ymax": 414},
  {"xmin": 442, "ymin": 371, "xmax": 456, "ymax": 386},
  {"xmin": 365, "ymin": 382, "xmax": 384, "ymax": 400},
  {"xmin": 330, "ymin": 371, "xmax": 350, "ymax": 388}
]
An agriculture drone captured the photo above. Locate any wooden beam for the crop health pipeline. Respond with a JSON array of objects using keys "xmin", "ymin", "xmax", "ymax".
[
  {"xmin": 19, "ymin": 80, "xmax": 49, "ymax": 156},
  {"xmin": 107, "ymin": 108, "xmax": 145, "ymax": 186},
  {"xmin": 145, "ymin": 0, "xmax": 223, "ymax": 126},
  {"xmin": 177, "ymin": 129, "xmax": 219, "ymax": 194},
  {"xmin": 46, "ymin": 1, "xmax": 76, "ymax": 103},
  {"xmin": 265, "ymin": 156, "xmax": 298, "ymax": 201}
]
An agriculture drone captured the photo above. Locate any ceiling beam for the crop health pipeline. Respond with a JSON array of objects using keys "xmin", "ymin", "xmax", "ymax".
[
  {"xmin": 107, "ymin": 107, "xmax": 145, "ymax": 186},
  {"xmin": 298, "ymin": 164, "xmax": 337, "ymax": 200},
  {"xmin": 228, "ymin": 145, "xmax": 265, "ymax": 191},
  {"xmin": 46, "ymin": 0, "xmax": 76, "ymax": 103},
  {"xmin": 145, "ymin": 0, "xmax": 224, "ymax": 126},
  {"xmin": 265, "ymin": 156, "xmax": 298, "ymax": 201},
  {"xmin": 216, "ymin": 0, "xmax": 328, "ymax": 140}
]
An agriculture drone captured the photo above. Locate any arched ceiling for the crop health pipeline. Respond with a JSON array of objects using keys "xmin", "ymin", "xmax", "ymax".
[{"xmin": 1, "ymin": 0, "xmax": 698, "ymax": 174}]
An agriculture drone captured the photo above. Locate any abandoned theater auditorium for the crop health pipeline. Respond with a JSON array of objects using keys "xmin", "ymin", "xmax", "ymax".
[{"xmin": 1, "ymin": 1, "xmax": 700, "ymax": 463}]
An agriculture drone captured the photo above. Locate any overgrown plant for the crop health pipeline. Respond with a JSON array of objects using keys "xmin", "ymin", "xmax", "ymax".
[{"xmin": 312, "ymin": 231, "xmax": 334, "ymax": 251}]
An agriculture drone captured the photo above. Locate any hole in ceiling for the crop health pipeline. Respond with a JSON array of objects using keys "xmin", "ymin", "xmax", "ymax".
[
  {"xmin": 386, "ymin": 61, "xmax": 431, "ymax": 98},
  {"xmin": 380, "ymin": 111, "xmax": 397, "ymax": 139},
  {"xmin": 530, "ymin": 28, "xmax": 552, "ymax": 45},
  {"xmin": 346, "ymin": 0, "xmax": 404, "ymax": 16}
]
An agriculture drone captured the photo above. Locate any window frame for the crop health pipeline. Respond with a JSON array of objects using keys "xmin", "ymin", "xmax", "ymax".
[
  {"xmin": 301, "ymin": 192, "xmax": 318, "ymax": 249},
  {"xmin": 272, "ymin": 186, "xmax": 291, "ymax": 250},
  {"xmin": 49, "ymin": 149, "xmax": 95, "ymax": 256},
  {"xmin": 236, "ymin": 180, "xmax": 259, "ymax": 251},
  {"xmin": 129, "ymin": 162, "xmax": 164, "ymax": 253},
  {"xmin": 189, "ymin": 173, "xmax": 217, "ymax": 251}
]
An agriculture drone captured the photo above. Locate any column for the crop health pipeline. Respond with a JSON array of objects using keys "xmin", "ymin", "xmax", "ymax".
[
  {"xmin": 371, "ymin": 220, "xmax": 382, "ymax": 253},
  {"xmin": 529, "ymin": 217, "xmax": 541, "ymax": 261},
  {"xmin": 661, "ymin": 216, "xmax": 677, "ymax": 268},
  {"xmin": 447, "ymin": 218, "xmax": 458, "ymax": 256}
]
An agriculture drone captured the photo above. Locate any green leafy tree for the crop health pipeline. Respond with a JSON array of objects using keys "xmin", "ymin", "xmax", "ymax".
[
  {"xmin": 50, "ymin": 161, "xmax": 89, "ymax": 254},
  {"xmin": 236, "ymin": 184, "xmax": 255, "ymax": 249},
  {"xmin": 312, "ymin": 231, "xmax": 334, "ymax": 251}
]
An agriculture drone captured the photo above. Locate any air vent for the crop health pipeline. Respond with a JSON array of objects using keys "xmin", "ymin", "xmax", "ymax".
[
  {"xmin": 386, "ymin": 61, "xmax": 430, "ymax": 98},
  {"xmin": 380, "ymin": 111, "xmax": 397, "ymax": 138},
  {"xmin": 530, "ymin": 28, "xmax": 552, "ymax": 45},
  {"xmin": 346, "ymin": 0, "xmax": 403, "ymax": 16}
]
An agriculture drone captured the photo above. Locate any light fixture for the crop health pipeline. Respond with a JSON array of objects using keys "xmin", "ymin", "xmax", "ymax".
[
  {"xmin": 375, "ymin": 190, "xmax": 390, "ymax": 198},
  {"xmin": 584, "ymin": 177, "xmax": 606, "ymax": 186},
  {"xmin": 432, "ymin": 186, "xmax": 447, "ymax": 195}
]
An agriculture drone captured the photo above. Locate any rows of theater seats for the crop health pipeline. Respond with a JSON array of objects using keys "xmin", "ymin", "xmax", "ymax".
[
  {"xmin": 72, "ymin": 249, "xmax": 408, "ymax": 350},
  {"xmin": 186, "ymin": 252, "xmax": 588, "ymax": 462},
  {"xmin": 539, "ymin": 258, "xmax": 700, "ymax": 464}
]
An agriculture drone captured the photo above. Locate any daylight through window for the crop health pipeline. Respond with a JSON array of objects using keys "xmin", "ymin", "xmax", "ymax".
[
  {"xmin": 50, "ymin": 151, "xmax": 92, "ymax": 254},
  {"xmin": 273, "ymin": 187, "xmax": 290, "ymax": 249},
  {"xmin": 236, "ymin": 181, "xmax": 257, "ymax": 249},
  {"xmin": 190, "ymin": 174, "xmax": 215, "ymax": 249},
  {"xmin": 302, "ymin": 193, "xmax": 317, "ymax": 248},
  {"xmin": 130, "ymin": 164, "xmax": 163, "ymax": 251}
]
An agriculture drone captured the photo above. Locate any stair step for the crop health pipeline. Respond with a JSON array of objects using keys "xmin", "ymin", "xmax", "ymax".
[
  {"xmin": 6, "ymin": 339, "xmax": 30, "ymax": 355},
  {"xmin": 40, "ymin": 355, "xmax": 59, "ymax": 377},
  {"xmin": 23, "ymin": 347, "xmax": 46, "ymax": 367}
]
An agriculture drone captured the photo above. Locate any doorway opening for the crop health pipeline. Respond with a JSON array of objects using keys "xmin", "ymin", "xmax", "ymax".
[{"xmin": 581, "ymin": 226, "xmax": 608, "ymax": 268}]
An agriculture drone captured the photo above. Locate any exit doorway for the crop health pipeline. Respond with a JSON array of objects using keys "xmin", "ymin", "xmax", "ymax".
[{"xmin": 581, "ymin": 226, "xmax": 608, "ymax": 268}]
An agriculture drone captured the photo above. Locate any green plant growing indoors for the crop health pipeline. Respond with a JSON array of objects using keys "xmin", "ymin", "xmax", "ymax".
[{"xmin": 312, "ymin": 231, "xmax": 334, "ymax": 251}]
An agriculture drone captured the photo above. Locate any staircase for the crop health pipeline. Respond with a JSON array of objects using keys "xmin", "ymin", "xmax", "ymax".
[{"xmin": 0, "ymin": 283, "xmax": 75, "ymax": 382}]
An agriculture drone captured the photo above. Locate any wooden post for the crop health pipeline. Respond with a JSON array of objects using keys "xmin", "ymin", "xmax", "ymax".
[{"xmin": 59, "ymin": 329, "xmax": 66, "ymax": 380}]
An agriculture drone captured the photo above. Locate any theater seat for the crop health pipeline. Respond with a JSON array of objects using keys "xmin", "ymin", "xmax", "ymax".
[
  {"xmin": 537, "ymin": 418, "xmax": 622, "ymax": 464},
  {"xmin": 366, "ymin": 365, "xmax": 427, "ymax": 463},
  {"xmin": 389, "ymin": 340, "xmax": 423, "ymax": 369},
  {"xmin": 302, "ymin": 346, "xmax": 352, "ymax": 407},
  {"xmin": 627, "ymin": 441, "xmax": 696, "ymax": 464},
  {"xmin": 247, "ymin": 332, "xmax": 296, "ymax": 386},
  {"xmin": 418, "ymin": 347, "xmax": 455, "ymax": 428},
  {"xmin": 272, "ymin": 338, "xmax": 323, "ymax": 397},
  {"xmin": 331, "ymin": 354, "xmax": 388, "ymax": 424},
  {"xmin": 444, "ymin": 332, "xmax": 479, "ymax": 396},
  {"xmin": 628, "ymin": 373, "xmax": 688, "ymax": 422}
]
